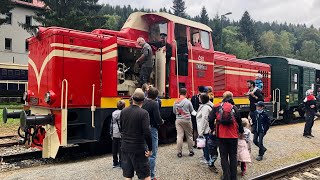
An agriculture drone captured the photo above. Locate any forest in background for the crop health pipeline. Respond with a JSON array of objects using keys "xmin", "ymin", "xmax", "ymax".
[{"xmin": 1, "ymin": 0, "xmax": 319, "ymax": 62}]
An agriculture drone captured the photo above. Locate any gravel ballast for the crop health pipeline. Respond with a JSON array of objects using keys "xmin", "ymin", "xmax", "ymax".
[{"xmin": 1, "ymin": 121, "xmax": 320, "ymax": 180}]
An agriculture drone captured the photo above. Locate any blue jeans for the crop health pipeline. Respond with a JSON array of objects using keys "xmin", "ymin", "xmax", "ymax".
[
  {"xmin": 149, "ymin": 127, "xmax": 158, "ymax": 179},
  {"xmin": 203, "ymin": 134, "xmax": 210, "ymax": 161}
]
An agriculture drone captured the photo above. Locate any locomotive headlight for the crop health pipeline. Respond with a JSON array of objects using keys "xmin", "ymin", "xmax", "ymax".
[
  {"xmin": 23, "ymin": 90, "xmax": 32, "ymax": 102},
  {"xmin": 44, "ymin": 90, "xmax": 56, "ymax": 105}
]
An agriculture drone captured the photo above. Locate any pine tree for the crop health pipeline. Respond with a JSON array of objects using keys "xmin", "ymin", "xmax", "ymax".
[
  {"xmin": 23, "ymin": 0, "xmax": 104, "ymax": 32},
  {"xmin": 171, "ymin": 0, "xmax": 187, "ymax": 18},
  {"xmin": 199, "ymin": 6, "xmax": 209, "ymax": 25},
  {"xmin": 239, "ymin": 11, "xmax": 258, "ymax": 45},
  {"xmin": 0, "ymin": 0, "xmax": 14, "ymax": 25}
]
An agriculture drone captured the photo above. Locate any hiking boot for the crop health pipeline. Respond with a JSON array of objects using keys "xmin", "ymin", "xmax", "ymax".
[
  {"xmin": 263, "ymin": 148, "xmax": 267, "ymax": 154},
  {"xmin": 189, "ymin": 151, "xmax": 195, "ymax": 156},
  {"xmin": 112, "ymin": 163, "xmax": 119, "ymax": 168},
  {"xmin": 177, "ymin": 153, "xmax": 182, "ymax": 158},
  {"xmin": 256, "ymin": 155, "xmax": 263, "ymax": 161},
  {"xmin": 310, "ymin": 134, "xmax": 315, "ymax": 137}
]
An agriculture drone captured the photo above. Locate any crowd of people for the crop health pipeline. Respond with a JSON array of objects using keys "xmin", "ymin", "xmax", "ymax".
[{"xmin": 109, "ymin": 71, "xmax": 275, "ymax": 180}]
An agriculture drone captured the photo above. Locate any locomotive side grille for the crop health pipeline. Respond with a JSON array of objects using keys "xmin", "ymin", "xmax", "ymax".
[{"xmin": 214, "ymin": 65, "xmax": 226, "ymax": 91}]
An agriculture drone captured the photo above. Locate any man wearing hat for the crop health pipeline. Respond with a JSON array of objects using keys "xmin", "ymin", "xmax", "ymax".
[
  {"xmin": 149, "ymin": 33, "xmax": 172, "ymax": 97},
  {"xmin": 251, "ymin": 101, "xmax": 271, "ymax": 161},
  {"xmin": 120, "ymin": 88, "xmax": 153, "ymax": 180}
]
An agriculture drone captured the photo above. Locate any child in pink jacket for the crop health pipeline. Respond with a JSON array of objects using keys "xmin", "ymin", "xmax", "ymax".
[{"xmin": 237, "ymin": 118, "xmax": 252, "ymax": 176}]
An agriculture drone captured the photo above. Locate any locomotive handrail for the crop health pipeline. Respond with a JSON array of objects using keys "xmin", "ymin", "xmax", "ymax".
[
  {"xmin": 275, "ymin": 88, "xmax": 280, "ymax": 120},
  {"xmin": 61, "ymin": 79, "xmax": 68, "ymax": 109},
  {"xmin": 91, "ymin": 84, "xmax": 96, "ymax": 128},
  {"xmin": 173, "ymin": 40, "xmax": 179, "ymax": 97},
  {"xmin": 189, "ymin": 42, "xmax": 195, "ymax": 96}
]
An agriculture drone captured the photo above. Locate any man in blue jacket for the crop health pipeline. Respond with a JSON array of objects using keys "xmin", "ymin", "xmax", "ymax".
[{"xmin": 251, "ymin": 101, "xmax": 271, "ymax": 161}]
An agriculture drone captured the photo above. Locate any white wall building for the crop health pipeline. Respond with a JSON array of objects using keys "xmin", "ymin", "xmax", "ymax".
[{"xmin": 0, "ymin": 0, "xmax": 44, "ymax": 65}]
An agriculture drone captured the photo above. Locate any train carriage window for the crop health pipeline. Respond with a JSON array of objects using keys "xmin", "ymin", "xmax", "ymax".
[
  {"xmin": 291, "ymin": 73, "xmax": 298, "ymax": 91},
  {"xmin": 2, "ymin": 69, "xmax": 7, "ymax": 76}
]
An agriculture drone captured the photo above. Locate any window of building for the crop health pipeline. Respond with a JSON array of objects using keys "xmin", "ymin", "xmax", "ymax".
[
  {"xmin": 8, "ymin": 70, "xmax": 13, "ymax": 77},
  {"xmin": 6, "ymin": 13, "xmax": 12, "ymax": 24},
  {"xmin": 2, "ymin": 69, "xmax": 7, "ymax": 76},
  {"xmin": 25, "ymin": 40, "xmax": 29, "ymax": 51},
  {"xmin": 15, "ymin": 70, "xmax": 20, "ymax": 76},
  {"xmin": 5, "ymin": 38, "xmax": 12, "ymax": 50},
  {"xmin": 26, "ymin": 16, "xmax": 32, "ymax": 26},
  {"xmin": 21, "ymin": 70, "xmax": 26, "ymax": 76}
]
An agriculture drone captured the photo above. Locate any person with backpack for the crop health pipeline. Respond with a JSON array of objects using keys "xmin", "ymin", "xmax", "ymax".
[
  {"xmin": 196, "ymin": 93, "xmax": 213, "ymax": 165},
  {"xmin": 251, "ymin": 101, "xmax": 271, "ymax": 161},
  {"xmin": 208, "ymin": 91, "xmax": 244, "ymax": 180},
  {"xmin": 110, "ymin": 100, "xmax": 126, "ymax": 168}
]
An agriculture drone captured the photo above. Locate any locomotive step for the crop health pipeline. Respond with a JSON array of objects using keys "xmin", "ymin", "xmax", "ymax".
[
  {"xmin": 67, "ymin": 123, "xmax": 87, "ymax": 127},
  {"xmin": 68, "ymin": 139, "xmax": 97, "ymax": 144}
]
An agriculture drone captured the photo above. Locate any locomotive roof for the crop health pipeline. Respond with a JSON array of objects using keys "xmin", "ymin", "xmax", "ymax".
[
  {"xmin": 252, "ymin": 56, "xmax": 320, "ymax": 70},
  {"xmin": 122, "ymin": 12, "xmax": 212, "ymax": 32}
]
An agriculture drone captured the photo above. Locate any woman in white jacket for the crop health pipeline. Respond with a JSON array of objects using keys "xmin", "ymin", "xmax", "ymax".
[{"xmin": 196, "ymin": 93, "xmax": 213, "ymax": 164}]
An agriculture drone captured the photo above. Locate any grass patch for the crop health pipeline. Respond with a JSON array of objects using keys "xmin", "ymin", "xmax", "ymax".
[{"xmin": 0, "ymin": 108, "xmax": 21, "ymax": 136}]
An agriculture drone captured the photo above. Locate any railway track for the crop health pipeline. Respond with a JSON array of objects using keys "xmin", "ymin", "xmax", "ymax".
[{"xmin": 251, "ymin": 156, "xmax": 320, "ymax": 180}]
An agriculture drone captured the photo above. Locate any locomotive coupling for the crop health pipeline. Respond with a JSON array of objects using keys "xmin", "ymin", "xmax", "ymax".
[
  {"xmin": 2, "ymin": 107, "xmax": 23, "ymax": 124},
  {"xmin": 20, "ymin": 111, "xmax": 54, "ymax": 129}
]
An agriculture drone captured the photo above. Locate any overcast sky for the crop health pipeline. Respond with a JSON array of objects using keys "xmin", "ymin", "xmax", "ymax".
[{"xmin": 99, "ymin": 0, "xmax": 320, "ymax": 28}]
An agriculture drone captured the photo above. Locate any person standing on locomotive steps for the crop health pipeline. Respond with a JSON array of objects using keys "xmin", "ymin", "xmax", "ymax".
[
  {"xmin": 120, "ymin": 88, "xmax": 152, "ymax": 180},
  {"xmin": 136, "ymin": 37, "xmax": 153, "ymax": 87},
  {"xmin": 246, "ymin": 80, "xmax": 264, "ymax": 121},
  {"xmin": 142, "ymin": 87, "xmax": 164, "ymax": 180},
  {"xmin": 149, "ymin": 33, "xmax": 172, "ymax": 97},
  {"xmin": 110, "ymin": 100, "xmax": 126, "ymax": 168},
  {"xmin": 208, "ymin": 91, "xmax": 244, "ymax": 180},
  {"xmin": 173, "ymin": 88, "xmax": 196, "ymax": 158},
  {"xmin": 251, "ymin": 101, "xmax": 271, "ymax": 161}
]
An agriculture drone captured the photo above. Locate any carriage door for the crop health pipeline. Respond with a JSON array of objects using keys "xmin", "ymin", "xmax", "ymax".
[{"xmin": 174, "ymin": 24, "xmax": 188, "ymax": 96}]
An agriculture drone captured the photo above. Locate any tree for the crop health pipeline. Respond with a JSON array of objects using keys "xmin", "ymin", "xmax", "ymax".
[
  {"xmin": 224, "ymin": 40, "xmax": 258, "ymax": 59},
  {"xmin": 239, "ymin": 11, "xmax": 257, "ymax": 45},
  {"xmin": 28, "ymin": 0, "xmax": 104, "ymax": 32},
  {"xmin": 300, "ymin": 40, "xmax": 320, "ymax": 63},
  {"xmin": 101, "ymin": 14, "xmax": 121, "ymax": 30},
  {"xmin": 200, "ymin": 6, "xmax": 209, "ymax": 25},
  {"xmin": 0, "ymin": 0, "xmax": 14, "ymax": 25},
  {"xmin": 171, "ymin": 0, "xmax": 186, "ymax": 18}
]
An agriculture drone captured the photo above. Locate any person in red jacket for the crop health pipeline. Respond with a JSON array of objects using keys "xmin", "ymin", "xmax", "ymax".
[{"xmin": 208, "ymin": 91, "xmax": 244, "ymax": 180}]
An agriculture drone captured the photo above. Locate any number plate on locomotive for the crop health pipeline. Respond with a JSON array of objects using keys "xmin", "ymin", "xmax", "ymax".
[{"xmin": 30, "ymin": 97, "xmax": 39, "ymax": 105}]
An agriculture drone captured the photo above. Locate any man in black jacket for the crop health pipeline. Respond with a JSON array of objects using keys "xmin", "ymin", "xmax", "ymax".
[
  {"xmin": 246, "ymin": 80, "xmax": 264, "ymax": 121},
  {"xmin": 120, "ymin": 88, "xmax": 152, "ymax": 180},
  {"xmin": 251, "ymin": 101, "xmax": 271, "ymax": 161},
  {"xmin": 142, "ymin": 87, "xmax": 164, "ymax": 180}
]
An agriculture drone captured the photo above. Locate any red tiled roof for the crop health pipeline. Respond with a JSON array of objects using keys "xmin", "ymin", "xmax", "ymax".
[{"xmin": 12, "ymin": 0, "xmax": 45, "ymax": 9}]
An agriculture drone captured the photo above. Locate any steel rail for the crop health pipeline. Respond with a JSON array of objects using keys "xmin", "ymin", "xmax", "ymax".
[{"xmin": 251, "ymin": 156, "xmax": 320, "ymax": 180}]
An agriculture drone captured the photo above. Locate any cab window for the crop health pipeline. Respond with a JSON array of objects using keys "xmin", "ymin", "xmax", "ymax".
[{"xmin": 190, "ymin": 28, "xmax": 210, "ymax": 50}]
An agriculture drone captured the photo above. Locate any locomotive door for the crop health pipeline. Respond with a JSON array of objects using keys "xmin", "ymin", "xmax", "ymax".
[{"xmin": 174, "ymin": 24, "xmax": 188, "ymax": 96}]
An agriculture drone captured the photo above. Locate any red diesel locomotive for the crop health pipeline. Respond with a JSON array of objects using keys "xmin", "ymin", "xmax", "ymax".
[{"xmin": 3, "ymin": 12, "xmax": 271, "ymax": 158}]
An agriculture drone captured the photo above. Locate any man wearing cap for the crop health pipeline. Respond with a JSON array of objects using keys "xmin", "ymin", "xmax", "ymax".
[
  {"xmin": 251, "ymin": 101, "xmax": 271, "ymax": 161},
  {"xmin": 120, "ymin": 88, "xmax": 153, "ymax": 180},
  {"xmin": 149, "ymin": 33, "xmax": 172, "ymax": 97},
  {"xmin": 136, "ymin": 37, "xmax": 153, "ymax": 87}
]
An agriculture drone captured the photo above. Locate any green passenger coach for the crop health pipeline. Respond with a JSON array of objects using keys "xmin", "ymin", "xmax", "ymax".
[{"xmin": 250, "ymin": 56, "xmax": 320, "ymax": 123}]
